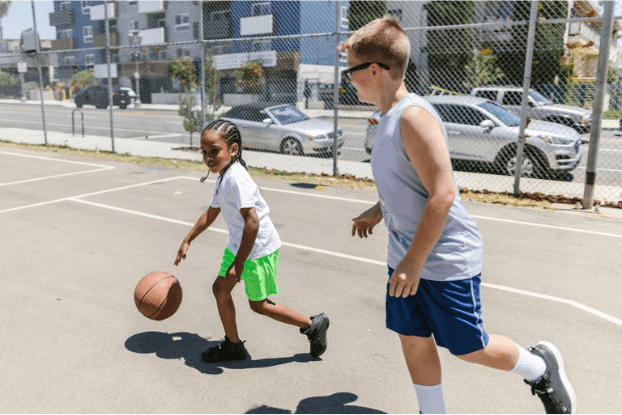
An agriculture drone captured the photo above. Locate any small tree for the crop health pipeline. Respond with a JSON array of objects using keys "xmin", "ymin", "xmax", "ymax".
[
  {"xmin": 0, "ymin": 71, "xmax": 18, "ymax": 85},
  {"xmin": 69, "ymin": 69, "xmax": 95, "ymax": 93},
  {"xmin": 462, "ymin": 49, "xmax": 505, "ymax": 92},
  {"xmin": 234, "ymin": 60, "xmax": 265, "ymax": 93}
]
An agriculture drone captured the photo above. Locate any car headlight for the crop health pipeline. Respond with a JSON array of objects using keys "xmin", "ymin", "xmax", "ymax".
[
  {"xmin": 310, "ymin": 134, "xmax": 327, "ymax": 141},
  {"xmin": 537, "ymin": 135, "xmax": 573, "ymax": 145}
]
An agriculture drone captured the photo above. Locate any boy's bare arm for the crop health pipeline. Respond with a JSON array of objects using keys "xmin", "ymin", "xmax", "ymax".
[
  {"xmin": 174, "ymin": 206, "xmax": 221, "ymax": 266},
  {"xmin": 389, "ymin": 107, "xmax": 456, "ymax": 297},
  {"xmin": 227, "ymin": 207, "xmax": 259, "ymax": 281},
  {"xmin": 352, "ymin": 201, "xmax": 383, "ymax": 238}
]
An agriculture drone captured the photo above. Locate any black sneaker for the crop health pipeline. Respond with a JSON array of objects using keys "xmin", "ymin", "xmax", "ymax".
[
  {"xmin": 525, "ymin": 341, "xmax": 576, "ymax": 414},
  {"xmin": 300, "ymin": 313, "xmax": 329, "ymax": 357},
  {"xmin": 201, "ymin": 336, "xmax": 248, "ymax": 363}
]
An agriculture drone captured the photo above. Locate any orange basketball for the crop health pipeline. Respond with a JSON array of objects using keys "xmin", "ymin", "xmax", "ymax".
[{"xmin": 134, "ymin": 271, "xmax": 183, "ymax": 321}]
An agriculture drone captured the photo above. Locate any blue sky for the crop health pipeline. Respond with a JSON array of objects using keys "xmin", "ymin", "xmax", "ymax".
[{"xmin": 1, "ymin": 0, "xmax": 55, "ymax": 40}]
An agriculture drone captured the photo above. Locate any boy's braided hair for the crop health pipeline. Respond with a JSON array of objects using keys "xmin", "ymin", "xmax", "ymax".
[{"xmin": 199, "ymin": 119, "xmax": 248, "ymax": 191}]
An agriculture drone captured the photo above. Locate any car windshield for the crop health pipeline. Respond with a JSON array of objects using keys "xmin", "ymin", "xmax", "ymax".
[
  {"xmin": 268, "ymin": 105, "xmax": 309, "ymax": 124},
  {"xmin": 529, "ymin": 90, "xmax": 553, "ymax": 106},
  {"xmin": 478, "ymin": 101, "xmax": 520, "ymax": 126}
]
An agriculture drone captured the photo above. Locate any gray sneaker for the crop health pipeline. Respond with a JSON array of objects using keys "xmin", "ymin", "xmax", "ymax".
[
  {"xmin": 525, "ymin": 341, "xmax": 576, "ymax": 414},
  {"xmin": 300, "ymin": 313, "xmax": 329, "ymax": 357}
]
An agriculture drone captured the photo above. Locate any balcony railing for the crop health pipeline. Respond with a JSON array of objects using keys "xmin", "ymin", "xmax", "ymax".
[
  {"xmin": 93, "ymin": 32, "xmax": 119, "ymax": 48},
  {"xmin": 51, "ymin": 38, "xmax": 76, "ymax": 51},
  {"xmin": 140, "ymin": 27, "xmax": 167, "ymax": 45},
  {"xmin": 90, "ymin": 2, "xmax": 117, "ymax": 20},
  {"xmin": 49, "ymin": 9, "xmax": 74, "ymax": 27},
  {"xmin": 139, "ymin": 0, "xmax": 165, "ymax": 14}
]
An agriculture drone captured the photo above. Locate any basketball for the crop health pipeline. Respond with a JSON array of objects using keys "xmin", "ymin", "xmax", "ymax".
[{"xmin": 134, "ymin": 271, "xmax": 183, "ymax": 320}]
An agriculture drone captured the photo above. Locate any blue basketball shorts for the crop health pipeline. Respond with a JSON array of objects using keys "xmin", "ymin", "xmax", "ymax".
[{"xmin": 385, "ymin": 267, "xmax": 489, "ymax": 356}]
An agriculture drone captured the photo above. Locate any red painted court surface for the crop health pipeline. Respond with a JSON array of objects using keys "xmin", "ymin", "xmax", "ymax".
[{"xmin": 1, "ymin": 147, "xmax": 621, "ymax": 414}]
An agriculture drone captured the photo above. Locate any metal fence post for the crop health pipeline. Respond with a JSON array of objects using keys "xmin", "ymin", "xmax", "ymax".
[
  {"xmin": 31, "ymin": 0, "xmax": 47, "ymax": 145},
  {"xmin": 105, "ymin": 0, "xmax": 115, "ymax": 153},
  {"xmin": 332, "ymin": 0, "xmax": 340, "ymax": 176},
  {"xmin": 200, "ymin": 0, "xmax": 206, "ymax": 130},
  {"xmin": 583, "ymin": 1, "xmax": 616, "ymax": 209},
  {"xmin": 513, "ymin": 0, "xmax": 539, "ymax": 195}
]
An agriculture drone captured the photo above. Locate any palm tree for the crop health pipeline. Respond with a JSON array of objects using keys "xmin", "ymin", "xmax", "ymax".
[{"xmin": 0, "ymin": 0, "xmax": 12, "ymax": 40}]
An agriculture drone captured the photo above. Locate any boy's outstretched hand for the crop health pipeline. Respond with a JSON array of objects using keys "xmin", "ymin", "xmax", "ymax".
[
  {"xmin": 174, "ymin": 240, "xmax": 190, "ymax": 266},
  {"xmin": 352, "ymin": 201, "xmax": 383, "ymax": 238}
]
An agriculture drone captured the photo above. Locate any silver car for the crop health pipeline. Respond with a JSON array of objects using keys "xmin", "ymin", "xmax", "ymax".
[
  {"xmin": 470, "ymin": 86, "xmax": 592, "ymax": 133},
  {"xmin": 219, "ymin": 104, "xmax": 344, "ymax": 156},
  {"xmin": 365, "ymin": 95, "xmax": 583, "ymax": 179}
]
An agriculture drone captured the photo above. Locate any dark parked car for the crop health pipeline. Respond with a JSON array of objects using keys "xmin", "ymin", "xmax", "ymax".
[{"xmin": 74, "ymin": 86, "xmax": 129, "ymax": 109}]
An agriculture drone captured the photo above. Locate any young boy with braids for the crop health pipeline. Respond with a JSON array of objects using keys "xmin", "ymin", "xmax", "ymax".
[
  {"xmin": 174, "ymin": 119, "xmax": 329, "ymax": 362},
  {"xmin": 344, "ymin": 18, "xmax": 575, "ymax": 413}
]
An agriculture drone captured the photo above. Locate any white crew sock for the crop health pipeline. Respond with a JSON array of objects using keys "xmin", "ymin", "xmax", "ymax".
[
  {"xmin": 414, "ymin": 383, "xmax": 447, "ymax": 414},
  {"xmin": 510, "ymin": 345, "xmax": 547, "ymax": 382}
]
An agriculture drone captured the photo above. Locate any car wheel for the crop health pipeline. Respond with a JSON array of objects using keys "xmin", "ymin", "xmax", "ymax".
[
  {"xmin": 119, "ymin": 104, "xmax": 127, "ymax": 109},
  {"xmin": 496, "ymin": 146, "xmax": 547, "ymax": 178},
  {"xmin": 75, "ymin": 103, "xmax": 82, "ymax": 108},
  {"xmin": 280, "ymin": 137, "xmax": 304, "ymax": 156}
]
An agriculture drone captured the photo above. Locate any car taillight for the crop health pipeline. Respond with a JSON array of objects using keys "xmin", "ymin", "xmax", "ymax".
[
  {"xmin": 112, "ymin": 92, "xmax": 118, "ymax": 96},
  {"xmin": 368, "ymin": 118, "xmax": 378, "ymax": 125}
]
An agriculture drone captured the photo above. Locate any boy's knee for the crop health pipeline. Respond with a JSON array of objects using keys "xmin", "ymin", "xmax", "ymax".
[
  {"xmin": 212, "ymin": 278, "xmax": 228, "ymax": 301},
  {"xmin": 455, "ymin": 348, "xmax": 485, "ymax": 364}
]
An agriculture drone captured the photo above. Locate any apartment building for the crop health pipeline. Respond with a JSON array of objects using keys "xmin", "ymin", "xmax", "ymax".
[{"xmin": 48, "ymin": 0, "xmax": 349, "ymax": 104}]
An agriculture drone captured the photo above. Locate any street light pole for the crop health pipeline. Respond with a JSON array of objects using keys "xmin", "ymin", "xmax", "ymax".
[{"xmin": 131, "ymin": 34, "xmax": 142, "ymax": 108}]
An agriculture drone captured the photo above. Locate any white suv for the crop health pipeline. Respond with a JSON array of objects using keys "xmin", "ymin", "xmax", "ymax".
[{"xmin": 470, "ymin": 86, "xmax": 592, "ymax": 133}]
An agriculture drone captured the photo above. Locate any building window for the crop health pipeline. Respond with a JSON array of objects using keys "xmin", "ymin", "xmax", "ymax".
[
  {"xmin": 58, "ymin": 29, "xmax": 73, "ymax": 39},
  {"xmin": 60, "ymin": 1, "xmax": 71, "ymax": 11},
  {"xmin": 64, "ymin": 55, "xmax": 76, "ymax": 65},
  {"xmin": 129, "ymin": 20, "xmax": 139, "ymax": 37},
  {"xmin": 81, "ymin": 1, "xmax": 90, "ymax": 15},
  {"xmin": 252, "ymin": 2, "xmax": 271, "ymax": 16},
  {"xmin": 212, "ymin": 44, "xmax": 232, "ymax": 55},
  {"xmin": 340, "ymin": 6, "xmax": 349, "ymax": 27},
  {"xmin": 128, "ymin": 1, "xmax": 137, "ymax": 5},
  {"xmin": 211, "ymin": 10, "xmax": 230, "ymax": 23},
  {"xmin": 177, "ymin": 48, "xmax": 191, "ymax": 57},
  {"xmin": 388, "ymin": 9, "xmax": 402, "ymax": 22},
  {"xmin": 83, "ymin": 26, "xmax": 93, "ymax": 43},
  {"xmin": 175, "ymin": 14, "xmax": 190, "ymax": 31},
  {"xmin": 253, "ymin": 40, "xmax": 271, "ymax": 52},
  {"xmin": 85, "ymin": 54, "xmax": 95, "ymax": 65}
]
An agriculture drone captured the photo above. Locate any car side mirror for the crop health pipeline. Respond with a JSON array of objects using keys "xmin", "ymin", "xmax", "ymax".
[
  {"xmin": 262, "ymin": 118, "xmax": 273, "ymax": 125},
  {"xmin": 480, "ymin": 119, "xmax": 495, "ymax": 129}
]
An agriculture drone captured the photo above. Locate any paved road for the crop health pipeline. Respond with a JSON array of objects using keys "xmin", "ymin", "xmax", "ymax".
[{"xmin": 3, "ymin": 101, "xmax": 622, "ymax": 184}]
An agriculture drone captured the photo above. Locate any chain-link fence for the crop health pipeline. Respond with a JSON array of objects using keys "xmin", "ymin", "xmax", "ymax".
[{"xmin": 1, "ymin": 0, "xmax": 621, "ymax": 207}]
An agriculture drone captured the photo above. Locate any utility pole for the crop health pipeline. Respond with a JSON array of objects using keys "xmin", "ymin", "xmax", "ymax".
[
  {"xmin": 31, "ymin": 0, "xmax": 47, "ymax": 145},
  {"xmin": 583, "ymin": 1, "xmax": 615, "ymax": 209},
  {"xmin": 104, "ymin": 0, "xmax": 115, "ymax": 152}
]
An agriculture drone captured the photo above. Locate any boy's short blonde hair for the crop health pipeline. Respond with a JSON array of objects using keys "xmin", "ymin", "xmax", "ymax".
[{"xmin": 339, "ymin": 17, "xmax": 410, "ymax": 79}]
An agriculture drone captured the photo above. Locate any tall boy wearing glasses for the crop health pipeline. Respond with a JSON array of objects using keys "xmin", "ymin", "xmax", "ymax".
[{"xmin": 342, "ymin": 17, "xmax": 575, "ymax": 414}]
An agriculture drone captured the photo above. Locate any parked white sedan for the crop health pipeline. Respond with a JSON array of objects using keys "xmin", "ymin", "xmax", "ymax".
[
  {"xmin": 219, "ymin": 104, "xmax": 344, "ymax": 157},
  {"xmin": 365, "ymin": 95, "xmax": 583, "ymax": 179}
]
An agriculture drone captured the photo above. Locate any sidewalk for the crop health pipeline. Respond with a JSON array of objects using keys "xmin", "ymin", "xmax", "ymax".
[
  {"xmin": 0, "ymin": 98, "xmax": 375, "ymax": 120},
  {"xmin": 2, "ymin": 125, "xmax": 622, "ymax": 218}
]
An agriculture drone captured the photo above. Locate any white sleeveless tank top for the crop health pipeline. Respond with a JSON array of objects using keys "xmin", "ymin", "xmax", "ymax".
[{"xmin": 370, "ymin": 94, "xmax": 483, "ymax": 281}]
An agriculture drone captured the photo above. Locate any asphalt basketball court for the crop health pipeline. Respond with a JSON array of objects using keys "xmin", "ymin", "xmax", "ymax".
[{"xmin": 1, "ymin": 146, "xmax": 621, "ymax": 414}]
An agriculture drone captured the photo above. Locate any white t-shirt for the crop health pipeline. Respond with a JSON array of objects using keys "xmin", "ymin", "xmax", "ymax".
[{"xmin": 210, "ymin": 161, "xmax": 281, "ymax": 260}]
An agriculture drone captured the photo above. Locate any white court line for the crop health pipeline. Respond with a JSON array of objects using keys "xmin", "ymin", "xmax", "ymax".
[
  {"xmin": 0, "ymin": 176, "xmax": 180, "ymax": 215},
  {"xmin": 0, "ymin": 150, "xmax": 115, "ymax": 186},
  {"xmin": 66, "ymin": 197, "xmax": 622, "ymax": 327},
  {"xmin": 178, "ymin": 176, "xmax": 375, "ymax": 205},
  {"xmin": 0, "ymin": 150, "xmax": 114, "ymax": 168},
  {"xmin": 470, "ymin": 215, "xmax": 622, "ymax": 238}
]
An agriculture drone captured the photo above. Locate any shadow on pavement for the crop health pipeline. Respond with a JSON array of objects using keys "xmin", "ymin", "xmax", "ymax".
[
  {"xmin": 246, "ymin": 392, "xmax": 386, "ymax": 414},
  {"xmin": 125, "ymin": 331, "xmax": 313, "ymax": 375}
]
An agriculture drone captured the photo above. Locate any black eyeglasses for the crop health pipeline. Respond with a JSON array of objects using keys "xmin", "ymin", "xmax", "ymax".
[{"xmin": 342, "ymin": 62, "xmax": 390, "ymax": 81}]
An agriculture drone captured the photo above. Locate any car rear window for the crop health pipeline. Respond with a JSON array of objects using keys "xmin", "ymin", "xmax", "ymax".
[{"xmin": 269, "ymin": 105, "xmax": 308, "ymax": 124}]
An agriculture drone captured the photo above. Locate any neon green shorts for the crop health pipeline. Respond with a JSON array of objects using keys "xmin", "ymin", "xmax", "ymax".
[{"xmin": 218, "ymin": 247, "xmax": 279, "ymax": 301}]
